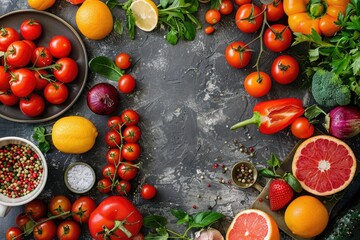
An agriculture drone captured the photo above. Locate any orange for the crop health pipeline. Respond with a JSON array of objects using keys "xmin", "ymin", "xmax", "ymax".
[
  {"xmin": 226, "ymin": 209, "xmax": 280, "ymax": 240},
  {"xmin": 28, "ymin": 0, "xmax": 56, "ymax": 10},
  {"xmin": 75, "ymin": 0, "xmax": 113, "ymax": 40},
  {"xmin": 292, "ymin": 135, "xmax": 356, "ymax": 196},
  {"xmin": 284, "ymin": 195, "xmax": 329, "ymax": 238}
]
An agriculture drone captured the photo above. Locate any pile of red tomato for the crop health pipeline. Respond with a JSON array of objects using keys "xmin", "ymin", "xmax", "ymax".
[{"xmin": 0, "ymin": 18, "xmax": 77, "ymax": 117}]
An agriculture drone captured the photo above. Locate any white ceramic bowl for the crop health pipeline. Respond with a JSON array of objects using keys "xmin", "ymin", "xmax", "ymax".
[{"xmin": 0, "ymin": 136, "xmax": 48, "ymax": 217}]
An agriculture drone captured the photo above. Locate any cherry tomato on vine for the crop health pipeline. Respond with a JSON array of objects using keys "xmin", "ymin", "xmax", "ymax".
[
  {"xmin": 225, "ymin": 41, "xmax": 252, "ymax": 69},
  {"xmin": 49, "ymin": 35, "xmax": 72, "ymax": 58},
  {"xmin": 220, "ymin": 0, "xmax": 234, "ymax": 15},
  {"xmin": 235, "ymin": 0, "xmax": 251, "ymax": 6},
  {"xmin": 102, "ymin": 164, "xmax": 116, "ymax": 179},
  {"xmin": 106, "ymin": 148, "xmax": 122, "ymax": 165},
  {"xmin": 264, "ymin": 24, "xmax": 292, "ymax": 52},
  {"xmin": 123, "ymin": 125, "xmax": 141, "ymax": 143},
  {"xmin": 5, "ymin": 227, "xmax": 22, "ymax": 240},
  {"xmin": 235, "ymin": 4, "xmax": 263, "ymax": 33},
  {"xmin": 0, "ymin": 27, "xmax": 20, "ymax": 52},
  {"xmin": 107, "ymin": 115, "xmax": 123, "ymax": 130},
  {"xmin": 31, "ymin": 46, "xmax": 53, "ymax": 67},
  {"xmin": 262, "ymin": 0, "xmax": 285, "ymax": 22},
  {"xmin": 56, "ymin": 220, "xmax": 81, "ymax": 240},
  {"xmin": 205, "ymin": 9, "xmax": 221, "ymax": 25},
  {"xmin": 141, "ymin": 184, "xmax": 157, "ymax": 200},
  {"xmin": 10, "ymin": 68, "xmax": 36, "ymax": 98},
  {"xmin": 0, "ymin": 66, "xmax": 11, "ymax": 91},
  {"xmin": 34, "ymin": 70, "xmax": 50, "ymax": 91},
  {"xmin": 204, "ymin": 26, "xmax": 215, "ymax": 35},
  {"xmin": 53, "ymin": 57, "xmax": 78, "ymax": 83},
  {"xmin": 19, "ymin": 93, "xmax": 45, "ymax": 117},
  {"xmin": 33, "ymin": 219, "xmax": 57, "ymax": 240},
  {"xmin": 6, "ymin": 40, "xmax": 32, "ymax": 68},
  {"xmin": 16, "ymin": 213, "xmax": 31, "ymax": 231},
  {"xmin": 97, "ymin": 178, "xmax": 112, "ymax": 193},
  {"xmin": 20, "ymin": 19, "xmax": 42, "ymax": 40},
  {"xmin": 105, "ymin": 129, "xmax": 122, "ymax": 147},
  {"xmin": 115, "ymin": 180, "xmax": 132, "ymax": 196},
  {"xmin": 291, "ymin": 117, "xmax": 314, "ymax": 139},
  {"xmin": 43, "ymin": 81, "xmax": 69, "ymax": 104},
  {"xmin": 24, "ymin": 199, "xmax": 47, "ymax": 221},
  {"xmin": 121, "ymin": 109, "xmax": 140, "ymax": 126},
  {"xmin": 118, "ymin": 74, "xmax": 136, "ymax": 94},
  {"xmin": 271, "ymin": 55, "xmax": 299, "ymax": 84},
  {"xmin": 0, "ymin": 92, "xmax": 19, "ymax": 106},
  {"xmin": 49, "ymin": 195, "xmax": 72, "ymax": 217},
  {"xmin": 244, "ymin": 71, "xmax": 272, "ymax": 98},
  {"xmin": 115, "ymin": 52, "xmax": 132, "ymax": 70},
  {"xmin": 71, "ymin": 196, "xmax": 97, "ymax": 223},
  {"xmin": 122, "ymin": 142, "xmax": 141, "ymax": 161},
  {"xmin": 117, "ymin": 162, "xmax": 138, "ymax": 180}
]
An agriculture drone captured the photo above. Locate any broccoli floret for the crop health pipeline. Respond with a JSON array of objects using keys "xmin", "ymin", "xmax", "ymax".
[{"xmin": 311, "ymin": 69, "xmax": 351, "ymax": 107}]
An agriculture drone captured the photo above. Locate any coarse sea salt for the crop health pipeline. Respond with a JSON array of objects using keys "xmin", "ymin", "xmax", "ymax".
[{"xmin": 66, "ymin": 163, "xmax": 95, "ymax": 192}]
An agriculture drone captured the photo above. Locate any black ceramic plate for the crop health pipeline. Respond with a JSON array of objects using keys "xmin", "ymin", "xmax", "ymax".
[{"xmin": 0, "ymin": 9, "xmax": 88, "ymax": 123}]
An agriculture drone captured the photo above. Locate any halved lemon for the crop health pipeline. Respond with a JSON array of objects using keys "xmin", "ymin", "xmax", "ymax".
[{"xmin": 130, "ymin": 0, "xmax": 158, "ymax": 32}]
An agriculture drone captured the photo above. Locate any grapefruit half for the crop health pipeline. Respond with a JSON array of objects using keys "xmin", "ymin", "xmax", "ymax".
[
  {"xmin": 292, "ymin": 135, "xmax": 356, "ymax": 196},
  {"xmin": 226, "ymin": 209, "xmax": 280, "ymax": 240}
]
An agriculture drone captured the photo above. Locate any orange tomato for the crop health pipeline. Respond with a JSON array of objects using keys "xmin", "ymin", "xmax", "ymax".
[{"xmin": 28, "ymin": 0, "xmax": 56, "ymax": 10}]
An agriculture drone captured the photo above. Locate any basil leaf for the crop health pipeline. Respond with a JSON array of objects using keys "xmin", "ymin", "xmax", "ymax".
[
  {"xmin": 114, "ymin": 18, "xmax": 124, "ymax": 35},
  {"xmin": 186, "ymin": 0, "xmax": 199, "ymax": 13},
  {"xmin": 166, "ymin": 29, "xmax": 178, "ymax": 45},
  {"xmin": 89, "ymin": 56, "xmax": 124, "ymax": 81},
  {"xmin": 266, "ymin": 154, "xmax": 281, "ymax": 168},
  {"xmin": 106, "ymin": 0, "xmax": 118, "ymax": 10},
  {"xmin": 143, "ymin": 215, "xmax": 168, "ymax": 228},
  {"xmin": 258, "ymin": 168, "xmax": 277, "ymax": 178},
  {"xmin": 192, "ymin": 211, "xmax": 223, "ymax": 227},
  {"xmin": 126, "ymin": 9, "xmax": 136, "ymax": 40},
  {"xmin": 183, "ymin": 21, "xmax": 196, "ymax": 41},
  {"xmin": 170, "ymin": 209, "xmax": 191, "ymax": 225},
  {"xmin": 284, "ymin": 173, "xmax": 302, "ymax": 193}
]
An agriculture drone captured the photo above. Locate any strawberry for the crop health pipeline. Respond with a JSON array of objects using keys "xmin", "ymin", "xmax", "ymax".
[{"xmin": 268, "ymin": 179, "xmax": 294, "ymax": 211}]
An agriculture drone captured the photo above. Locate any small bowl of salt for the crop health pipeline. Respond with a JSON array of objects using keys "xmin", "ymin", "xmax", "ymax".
[{"xmin": 64, "ymin": 162, "xmax": 96, "ymax": 194}]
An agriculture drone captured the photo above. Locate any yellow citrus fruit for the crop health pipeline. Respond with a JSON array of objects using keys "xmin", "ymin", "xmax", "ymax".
[
  {"xmin": 28, "ymin": 0, "xmax": 56, "ymax": 10},
  {"xmin": 75, "ymin": 0, "xmax": 113, "ymax": 40},
  {"xmin": 284, "ymin": 195, "xmax": 329, "ymax": 238},
  {"xmin": 52, "ymin": 116, "xmax": 98, "ymax": 154},
  {"xmin": 130, "ymin": 0, "xmax": 158, "ymax": 32}
]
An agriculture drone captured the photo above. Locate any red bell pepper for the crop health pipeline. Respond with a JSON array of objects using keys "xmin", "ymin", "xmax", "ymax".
[
  {"xmin": 231, "ymin": 98, "xmax": 304, "ymax": 134},
  {"xmin": 88, "ymin": 196, "xmax": 143, "ymax": 240}
]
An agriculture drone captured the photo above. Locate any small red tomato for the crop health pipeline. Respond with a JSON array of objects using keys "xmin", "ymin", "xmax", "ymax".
[
  {"xmin": 291, "ymin": 117, "xmax": 314, "ymax": 139},
  {"xmin": 115, "ymin": 52, "xmax": 132, "ymax": 70},
  {"xmin": 121, "ymin": 142, "xmax": 141, "ymax": 161},
  {"xmin": 16, "ymin": 213, "xmax": 31, "ymax": 231},
  {"xmin": 0, "ymin": 27, "xmax": 20, "ymax": 52},
  {"xmin": 204, "ymin": 26, "xmax": 215, "ymax": 35},
  {"xmin": 264, "ymin": 24, "xmax": 292, "ymax": 52},
  {"xmin": 220, "ymin": 0, "xmax": 234, "ymax": 15},
  {"xmin": 205, "ymin": 9, "xmax": 221, "ymax": 25},
  {"xmin": 49, "ymin": 195, "xmax": 72, "ymax": 217},
  {"xmin": 6, "ymin": 40, "xmax": 32, "ymax": 68},
  {"xmin": 106, "ymin": 148, "xmax": 122, "ymax": 165},
  {"xmin": 49, "ymin": 35, "xmax": 72, "ymax": 58},
  {"xmin": 31, "ymin": 46, "xmax": 53, "ymax": 67},
  {"xmin": 102, "ymin": 164, "xmax": 116, "ymax": 179},
  {"xmin": 235, "ymin": 0, "xmax": 251, "ymax": 5},
  {"xmin": 0, "ymin": 65, "xmax": 11, "ymax": 91},
  {"xmin": 97, "ymin": 178, "xmax": 112, "ymax": 193},
  {"xmin": 10, "ymin": 68, "xmax": 36, "ymax": 97},
  {"xmin": 71, "ymin": 196, "xmax": 97, "ymax": 223},
  {"xmin": 244, "ymin": 71, "xmax": 272, "ymax": 98},
  {"xmin": 225, "ymin": 41, "xmax": 251, "ymax": 69},
  {"xmin": 271, "ymin": 55, "xmax": 299, "ymax": 84},
  {"xmin": 0, "ymin": 92, "xmax": 19, "ymax": 106},
  {"xmin": 53, "ymin": 57, "xmax": 78, "ymax": 83},
  {"xmin": 262, "ymin": 0, "xmax": 285, "ymax": 22},
  {"xmin": 19, "ymin": 93, "xmax": 45, "ymax": 117},
  {"xmin": 43, "ymin": 81, "xmax": 69, "ymax": 104},
  {"xmin": 6, "ymin": 227, "xmax": 22, "ymax": 240},
  {"xmin": 115, "ymin": 180, "xmax": 132, "ymax": 196},
  {"xmin": 107, "ymin": 115, "xmax": 123, "ymax": 130},
  {"xmin": 121, "ymin": 109, "xmax": 140, "ymax": 126},
  {"xmin": 33, "ymin": 70, "xmax": 50, "ymax": 91},
  {"xmin": 118, "ymin": 74, "xmax": 136, "ymax": 94},
  {"xmin": 117, "ymin": 162, "xmax": 138, "ymax": 181},
  {"xmin": 33, "ymin": 219, "xmax": 57, "ymax": 240},
  {"xmin": 20, "ymin": 19, "xmax": 42, "ymax": 40},
  {"xmin": 123, "ymin": 125, "xmax": 141, "ymax": 143},
  {"xmin": 105, "ymin": 129, "xmax": 122, "ymax": 147},
  {"xmin": 24, "ymin": 199, "xmax": 47, "ymax": 221},
  {"xmin": 235, "ymin": 4, "xmax": 263, "ymax": 33},
  {"xmin": 141, "ymin": 184, "xmax": 157, "ymax": 200},
  {"xmin": 56, "ymin": 220, "xmax": 81, "ymax": 240}
]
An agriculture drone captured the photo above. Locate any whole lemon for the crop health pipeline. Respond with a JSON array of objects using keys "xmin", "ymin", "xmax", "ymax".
[
  {"xmin": 75, "ymin": 0, "xmax": 113, "ymax": 40},
  {"xmin": 284, "ymin": 195, "xmax": 329, "ymax": 238},
  {"xmin": 52, "ymin": 116, "xmax": 98, "ymax": 154},
  {"xmin": 28, "ymin": 0, "xmax": 56, "ymax": 10}
]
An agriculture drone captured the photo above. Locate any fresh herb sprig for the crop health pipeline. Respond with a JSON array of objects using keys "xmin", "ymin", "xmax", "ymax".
[{"xmin": 144, "ymin": 209, "xmax": 223, "ymax": 240}]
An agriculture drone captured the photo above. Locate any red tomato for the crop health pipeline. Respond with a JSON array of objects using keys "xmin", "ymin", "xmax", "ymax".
[
  {"xmin": 106, "ymin": 148, "xmax": 122, "ymax": 165},
  {"xmin": 16, "ymin": 213, "xmax": 31, "ymax": 231},
  {"xmin": 118, "ymin": 74, "xmax": 136, "ymax": 94},
  {"xmin": 235, "ymin": 0, "xmax": 251, "ymax": 5},
  {"xmin": 20, "ymin": 19, "xmax": 42, "ymax": 40},
  {"xmin": 48, "ymin": 35, "xmax": 72, "ymax": 58},
  {"xmin": 43, "ymin": 81, "xmax": 69, "ymax": 104},
  {"xmin": 102, "ymin": 164, "xmax": 117, "ymax": 179},
  {"xmin": 204, "ymin": 26, "xmax": 215, "ymax": 35},
  {"xmin": 123, "ymin": 125, "xmax": 141, "ymax": 143},
  {"xmin": 53, "ymin": 57, "xmax": 78, "ymax": 83},
  {"xmin": 0, "ymin": 92, "xmax": 19, "ymax": 106},
  {"xmin": 117, "ymin": 162, "xmax": 138, "ymax": 181},
  {"xmin": 205, "ymin": 9, "xmax": 221, "ymax": 25},
  {"xmin": 6, "ymin": 40, "xmax": 32, "ymax": 68},
  {"xmin": 271, "ymin": 55, "xmax": 299, "ymax": 84},
  {"xmin": 19, "ymin": 93, "xmax": 45, "ymax": 117},
  {"xmin": 23, "ymin": 40, "xmax": 36, "ymax": 52},
  {"xmin": 33, "ymin": 219, "xmax": 57, "ymax": 240},
  {"xmin": 244, "ymin": 71, "xmax": 272, "ymax": 98},
  {"xmin": 5, "ymin": 227, "xmax": 22, "ymax": 240},
  {"xmin": 66, "ymin": 0, "xmax": 85, "ymax": 5},
  {"xmin": 115, "ymin": 180, "xmax": 132, "ymax": 196},
  {"xmin": 121, "ymin": 109, "xmax": 140, "ymax": 126},
  {"xmin": 71, "ymin": 196, "xmax": 97, "ymax": 223},
  {"xmin": 105, "ymin": 129, "xmax": 122, "ymax": 148},
  {"xmin": 97, "ymin": 178, "xmax": 112, "ymax": 193},
  {"xmin": 264, "ymin": 24, "xmax": 292, "ymax": 52},
  {"xmin": 141, "ymin": 184, "xmax": 157, "ymax": 200},
  {"xmin": 235, "ymin": 4, "xmax": 263, "ymax": 33},
  {"xmin": 0, "ymin": 66, "xmax": 11, "ymax": 91},
  {"xmin": 220, "ymin": 0, "xmax": 234, "ymax": 15},
  {"xmin": 49, "ymin": 195, "xmax": 72, "ymax": 217},
  {"xmin": 115, "ymin": 52, "xmax": 132, "ymax": 70},
  {"xmin": 262, "ymin": 0, "xmax": 285, "ymax": 22},
  {"xmin": 24, "ymin": 199, "xmax": 47, "ymax": 221},
  {"xmin": 0, "ymin": 27, "xmax": 20, "ymax": 52},
  {"xmin": 9, "ymin": 68, "xmax": 36, "ymax": 97},
  {"xmin": 121, "ymin": 143, "xmax": 141, "ymax": 161},
  {"xmin": 31, "ymin": 46, "xmax": 53, "ymax": 67},
  {"xmin": 225, "ymin": 41, "xmax": 252, "ymax": 69},
  {"xmin": 291, "ymin": 117, "xmax": 314, "ymax": 139},
  {"xmin": 33, "ymin": 70, "xmax": 50, "ymax": 91},
  {"xmin": 107, "ymin": 115, "xmax": 123, "ymax": 130},
  {"xmin": 57, "ymin": 220, "xmax": 81, "ymax": 240}
]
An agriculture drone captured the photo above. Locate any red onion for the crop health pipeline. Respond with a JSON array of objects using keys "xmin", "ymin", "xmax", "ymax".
[
  {"xmin": 325, "ymin": 105, "xmax": 360, "ymax": 139},
  {"xmin": 87, "ymin": 83, "xmax": 119, "ymax": 115}
]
